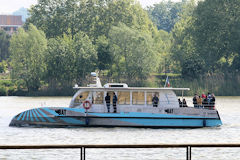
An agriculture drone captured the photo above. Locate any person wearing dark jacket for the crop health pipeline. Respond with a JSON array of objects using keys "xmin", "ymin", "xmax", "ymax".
[
  {"xmin": 193, "ymin": 94, "xmax": 197, "ymax": 108},
  {"xmin": 210, "ymin": 93, "xmax": 215, "ymax": 109},
  {"xmin": 105, "ymin": 93, "xmax": 110, "ymax": 113},
  {"xmin": 178, "ymin": 98, "xmax": 182, "ymax": 107},
  {"xmin": 113, "ymin": 92, "xmax": 118, "ymax": 113},
  {"xmin": 152, "ymin": 94, "xmax": 159, "ymax": 107},
  {"xmin": 183, "ymin": 98, "xmax": 187, "ymax": 107}
]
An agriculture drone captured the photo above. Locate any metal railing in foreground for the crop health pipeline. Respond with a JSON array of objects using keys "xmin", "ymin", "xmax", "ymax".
[{"xmin": 0, "ymin": 144, "xmax": 240, "ymax": 160}]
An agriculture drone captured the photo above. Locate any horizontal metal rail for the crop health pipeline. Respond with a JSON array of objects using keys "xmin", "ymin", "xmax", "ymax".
[
  {"xmin": 57, "ymin": 115, "xmax": 220, "ymax": 120},
  {"xmin": 0, "ymin": 144, "xmax": 240, "ymax": 160}
]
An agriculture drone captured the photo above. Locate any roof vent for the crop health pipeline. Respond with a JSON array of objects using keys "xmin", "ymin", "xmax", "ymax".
[{"xmin": 104, "ymin": 83, "xmax": 128, "ymax": 88}]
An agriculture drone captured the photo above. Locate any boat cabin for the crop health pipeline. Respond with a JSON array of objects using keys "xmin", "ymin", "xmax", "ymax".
[
  {"xmin": 69, "ymin": 72, "xmax": 190, "ymax": 113},
  {"xmin": 69, "ymin": 85, "xmax": 189, "ymax": 113}
]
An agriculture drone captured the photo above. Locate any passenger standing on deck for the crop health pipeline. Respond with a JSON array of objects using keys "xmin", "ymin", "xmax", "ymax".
[
  {"xmin": 210, "ymin": 93, "xmax": 215, "ymax": 109},
  {"xmin": 113, "ymin": 92, "xmax": 118, "ymax": 113},
  {"xmin": 152, "ymin": 94, "xmax": 159, "ymax": 107},
  {"xmin": 211, "ymin": 93, "xmax": 215, "ymax": 103},
  {"xmin": 207, "ymin": 92, "xmax": 212, "ymax": 103},
  {"xmin": 202, "ymin": 93, "xmax": 206, "ymax": 99},
  {"xmin": 178, "ymin": 98, "xmax": 182, "ymax": 107},
  {"xmin": 197, "ymin": 96, "xmax": 202, "ymax": 108},
  {"xmin": 105, "ymin": 93, "xmax": 110, "ymax": 113},
  {"xmin": 183, "ymin": 98, "xmax": 187, "ymax": 107},
  {"xmin": 193, "ymin": 94, "xmax": 197, "ymax": 107}
]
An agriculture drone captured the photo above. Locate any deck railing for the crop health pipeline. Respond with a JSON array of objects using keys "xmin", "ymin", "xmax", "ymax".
[{"xmin": 0, "ymin": 144, "xmax": 240, "ymax": 160}]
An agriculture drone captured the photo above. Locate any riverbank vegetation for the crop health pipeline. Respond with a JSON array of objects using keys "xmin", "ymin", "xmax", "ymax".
[{"xmin": 0, "ymin": 0, "xmax": 240, "ymax": 96}]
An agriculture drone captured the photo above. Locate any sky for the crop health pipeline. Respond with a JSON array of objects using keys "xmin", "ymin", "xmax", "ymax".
[{"xmin": 0, "ymin": 0, "xmax": 181, "ymax": 14}]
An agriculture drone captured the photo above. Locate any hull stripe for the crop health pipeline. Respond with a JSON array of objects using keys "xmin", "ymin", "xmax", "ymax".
[
  {"xmin": 41, "ymin": 108, "xmax": 59, "ymax": 116},
  {"xmin": 37, "ymin": 108, "xmax": 55, "ymax": 122},
  {"xmin": 21, "ymin": 111, "xmax": 27, "ymax": 121},
  {"xmin": 26, "ymin": 110, "xmax": 29, "ymax": 120},
  {"xmin": 31, "ymin": 109, "xmax": 39, "ymax": 122},
  {"xmin": 30, "ymin": 110, "xmax": 34, "ymax": 121},
  {"xmin": 34, "ymin": 109, "xmax": 46, "ymax": 122},
  {"xmin": 17, "ymin": 112, "xmax": 24, "ymax": 121}
]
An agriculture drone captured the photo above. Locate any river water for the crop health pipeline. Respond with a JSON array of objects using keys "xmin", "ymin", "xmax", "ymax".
[{"xmin": 0, "ymin": 96, "xmax": 240, "ymax": 160}]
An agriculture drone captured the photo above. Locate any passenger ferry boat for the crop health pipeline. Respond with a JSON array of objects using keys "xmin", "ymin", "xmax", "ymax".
[{"xmin": 9, "ymin": 72, "xmax": 222, "ymax": 128}]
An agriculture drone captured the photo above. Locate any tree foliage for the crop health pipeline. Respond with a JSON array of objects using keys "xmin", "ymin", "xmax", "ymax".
[
  {"xmin": 147, "ymin": 1, "xmax": 185, "ymax": 32},
  {"xmin": 170, "ymin": 0, "xmax": 205, "ymax": 78},
  {"xmin": 108, "ymin": 23, "xmax": 158, "ymax": 84},
  {"xmin": 26, "ymin": 0, "xmax": 79, "ymax": 38},
  {"xmin": 44, "ymin": 32, "xmax": 97, "ymax": 88},
  {"xmin": 154, "ymin": 30, "xmax": 171, "ymax": 73},
  {"xmin": 96, "ymin": 36, "xmax": 112, "ymax": 71},
  {"xmin": 27, "ymin": 0, "xmax": 156, "ymax": 40},
  {"xmin": 170, "ymin": 0, "xmax": 240, "ymax": 78},
  {"xmin": 0, "ymin": 30, "xmax": 10, "ymax": 61},
  {"xmin": 193, "ymin": 0, "xmax": 240, "ymax": 73},
  {"xmin": 9, "ymin": 24, "xmax": 47, "ymax": 91}
]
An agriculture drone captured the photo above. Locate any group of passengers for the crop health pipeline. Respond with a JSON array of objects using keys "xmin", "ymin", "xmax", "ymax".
[
  {"xmin": 193, "ymin": 92, "xmax": 215, "ymax": 109},
  {"xmin": 178, "ymin": 98, "xmax": 188, "ymax": 107},
  {"xmin": 105, "ymin": 92, "xmax": 118, "ymax": 113}
]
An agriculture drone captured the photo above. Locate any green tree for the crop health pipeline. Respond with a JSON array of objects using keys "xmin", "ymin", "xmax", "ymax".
[
  {"xmin": 26, "ymin": 0, "xmax": 79, "ymax": 38},
  {"xmin": 193, "ymin": 0, "xmax": 240, "ymax": 73},
  {"xmin": 108, "ymin": 23, "xmax": 158, "ymax": 84},
  {"xmin": 44, "ymin": 36, "xmax": 73, "ymax": 89},
  {"xmin": 27, "ymin": 0, "xmax": 158, "ymax": 78},
  {"xmin": 0, "ymin": 60, "xmax": 7, "ymax": 73},
  {"xmin": 96, "ymin": 36, "xmax": 112, "ymax": 71},
  {"xmin": 73, "ymin": 32, "xmax": 98, "ymax": 84},
  {"xmin": 170, "ymin": 0, "xmax": 204, "ymax": 78},
  {"xmin": 0, "ymin": 30, "xmax": 10, "ymax": 61},
  {"xmin": 147, "ymin": 1, "xmax": 184, "ymax": 32},
  {"xmin": 9, "ymin": 24, "xmax": 47, "ymax": 91},
  {"xmin": 232, "ymin": 55, "xmax": 240, "ymax": 72},
  {"xmin": 153, "ymin": 30, "xmax": 171, "ymax": 73},
  {"xmin": 44, "ymin": 32, "xmax": 97, "ymax": 88},
  {"xmin": 27, "ymin": 0, "xmax": 157, "ymax": 40}
]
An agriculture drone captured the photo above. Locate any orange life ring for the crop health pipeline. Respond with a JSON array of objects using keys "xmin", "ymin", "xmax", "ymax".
[{"xmin": 83, "ymin": 100, "xmax": 91, "ymax": 110}]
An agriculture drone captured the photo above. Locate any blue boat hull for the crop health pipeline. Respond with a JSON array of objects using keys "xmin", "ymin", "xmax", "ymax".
[{"xmin": 9, "ymin": 107, "xmax": 222, "ymax": 128}]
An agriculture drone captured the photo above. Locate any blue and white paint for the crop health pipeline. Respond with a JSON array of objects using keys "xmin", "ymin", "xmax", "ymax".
[{"xmin": 9, "ymin": 107, "xmax": 222, "ymax": 128}]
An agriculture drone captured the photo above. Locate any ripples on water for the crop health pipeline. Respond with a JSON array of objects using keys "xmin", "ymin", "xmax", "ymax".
[{"xmin": 0, "ymin": 96, "xmax": 240, "ymax": 160}]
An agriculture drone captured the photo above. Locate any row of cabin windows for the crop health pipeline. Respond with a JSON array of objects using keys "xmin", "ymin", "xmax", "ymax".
[{"xmin": 74, "ymin": 91, "xmax": 159, "ymax": 105}]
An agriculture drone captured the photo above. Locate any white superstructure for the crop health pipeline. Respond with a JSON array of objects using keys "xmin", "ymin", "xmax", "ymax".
[{"xmin": 69, "ymin": 72, "xmax": 190, "ymax": 113}]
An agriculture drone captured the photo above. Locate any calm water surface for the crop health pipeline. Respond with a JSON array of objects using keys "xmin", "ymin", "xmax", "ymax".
[{"xmin": 0, "ymin": 96, "xmax": 240, "ymax": 160}]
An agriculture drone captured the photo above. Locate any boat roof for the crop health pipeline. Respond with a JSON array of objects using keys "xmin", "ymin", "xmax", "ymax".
[{"xmin": 73, "ymin": 87, "xmax": 190, "ymax": 91}]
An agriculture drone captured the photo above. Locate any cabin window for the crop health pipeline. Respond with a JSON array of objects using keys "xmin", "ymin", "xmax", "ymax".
[
  {"xmin": 74, "ymin": 91, "xmax": 89, "ymax": 103},
  {"xmin": 118, "ymin": 91, "xmax": 130, "ymax": 105},
  {"xmin": 147, "ymin": 92, "xmax": 159, "ymax": 105},
  {"xmin": 93, "ymin": 91, "xmax": 104, "ymax": 104},
  {"xmin": 132, "ymin": 92, "xmax": 145, "ymax": 105}
]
